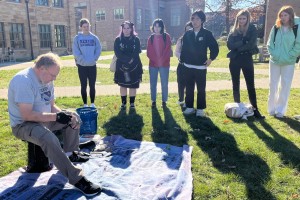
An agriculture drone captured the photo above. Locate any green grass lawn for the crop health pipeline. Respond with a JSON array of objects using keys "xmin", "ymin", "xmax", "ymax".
[
  {"xmin": 0, "ymin": 67, "xmax": 268, "ymax": 89},
  {"xmin": 1, "ymin": 89, "xmax": 300, "ymax": 199}
]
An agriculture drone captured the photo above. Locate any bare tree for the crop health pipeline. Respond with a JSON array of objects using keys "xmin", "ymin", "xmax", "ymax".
[{"xmin": 186, "ymin": 0, "xmax": 267, "ymax": 36}]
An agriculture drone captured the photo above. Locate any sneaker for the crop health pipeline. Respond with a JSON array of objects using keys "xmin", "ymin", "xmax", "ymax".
[
  {"xmin": 182, "ymin": 103, "xmax": 186, "ymax": 108},
  {"xmin": 196, "ymin": 109, "xmax": 205, "ymax": 117},
  {"xmin": 90, "ymin": 103, "xmax": 96, "ymax": 108},
  {"xmin": 83, "ymin": 104, "xmax": 88, "ymax": 107},
  {"xmin": 275, "ymin": 113, "xmax": 284, "ymax": 118},
  {"xmin": 162, "ymin": 102, "xmax": 167, "ymax": 107},
  {"xmin": 183, "ymin": 108, "xmax": 195, "ymax": 115},
  {"xmin": 152, "ymin": 101, "xmax": 156, "ymax": 107},
  {"xmin": 69, "ymin": 151, "xmax": 89, "ymax": 163},
  {"xmin": 294, "ymin": 115, "xmax": 300, "ymax": 120},
  {"xmin": 74, "ymin": 177, "xmax": 102, "ymax": 196},
  {"xmin": 269, "ymin": 111, "xmax": 275, "ymax": 116},
  {"xmin": 120, "ymin": 103, "xmax": 126, "ymax": 110},
  {"xmin": 177, "ymin": 101, "xmax": 185, "ymax": 105},
  {"xmin": 130, "ymin": 103, "xmax": 135, "ymax": 109},
  {"xmin": 253, "ymin": 109, "xmax": 265, "ymax": 119}
]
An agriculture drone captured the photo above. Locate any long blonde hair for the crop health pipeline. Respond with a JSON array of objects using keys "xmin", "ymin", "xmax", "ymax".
[
  {"xmin": 275, "ymin": 5, "xmax": 295, "ymax": 28},
  {"xmin": 232, "ymin": 9, "xmax": 251, "ymax": 36}
]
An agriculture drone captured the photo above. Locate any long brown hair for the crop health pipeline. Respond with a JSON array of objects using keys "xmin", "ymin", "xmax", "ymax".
[
  {"xmin": 232, "ymin": 9, "xmax": 251, "ymax": 36},
  {"xmin": 275, "ymin": 5, "xmax": 295, "ymax": 28}
]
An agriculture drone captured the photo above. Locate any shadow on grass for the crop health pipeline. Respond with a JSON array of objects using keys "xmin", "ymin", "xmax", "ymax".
[
  {"xmin": 102, "ymin": 109, "xmax": 144, "ymax": 169},
  {"xmin": 247, "ymin": 119, "xmax": 300, "ymax": 171},
  {"xmin": 151, "ymin": 106, "xmax": 188, "ymax": 147},
  {"xmin": 102, "ymin": 109, "xmax": 144, "ymax": 141},
  {"xmin": 150, "ymin": 106, "xmax": 189, "ymax": 169},
  {"xmin": 184, "ymin": 116, "xmax": 275, "ymax": 200},
  {"xmin": 279, "ymin": 117, "xmax": 300, "ymax": 136}
]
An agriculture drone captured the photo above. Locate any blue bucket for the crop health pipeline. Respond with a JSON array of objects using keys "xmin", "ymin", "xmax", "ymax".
[{"xmin": 76, "ymin": 107, "xmax": 98, "ymax": 135}]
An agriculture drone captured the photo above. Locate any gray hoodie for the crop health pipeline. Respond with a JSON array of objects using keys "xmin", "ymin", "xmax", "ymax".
[{"xmin": 73, "ymin": 32, "xmax": 102, "ymax": 66}]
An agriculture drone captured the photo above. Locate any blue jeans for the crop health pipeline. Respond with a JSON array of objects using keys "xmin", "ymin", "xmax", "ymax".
[{"xmin": 149, "ymin": 66, "xmax": 170, "ymax": 102}]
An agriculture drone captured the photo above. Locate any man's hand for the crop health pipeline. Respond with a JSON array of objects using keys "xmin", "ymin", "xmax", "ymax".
[
  {"xmin": 69, "ymin": 112, "xmax": 82, "ymax": 129},
  {"xmin": 56, "ymin": 112, "xmax": 72, "ymax": 124},
  {"xmin": 204, "ymin": 59, "xmax": 212, "ymax": 67}
]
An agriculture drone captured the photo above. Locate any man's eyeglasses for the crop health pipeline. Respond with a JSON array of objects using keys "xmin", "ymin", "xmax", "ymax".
[{"xmin": 45, "ymin": 68, "xmax": 58, "ymax": 79}]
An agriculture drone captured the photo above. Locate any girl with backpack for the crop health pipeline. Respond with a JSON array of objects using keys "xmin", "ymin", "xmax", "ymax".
[
  {"xmin": 267, "ymin": 6, "xmax": 300, "ymax": 118},
  {"xmin": 227, "ymin": 9, "xmax": 265, "ymax": 119},
  {"xmin": 146, "ymin": 19, "xmax": 172, "ymax": 107},
  {"xmin": 175, "ymin": 21, "xmax": 193, "ymax": 107},
  {"xmin": 114, "ymin": 21, "xmax": 143, "ymax": 109}
]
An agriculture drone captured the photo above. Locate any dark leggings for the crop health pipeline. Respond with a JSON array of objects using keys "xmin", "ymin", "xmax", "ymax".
[
  {"xmin": 177, "ymin": 63, "xmax": 186, "ymax": 102},
  {"xmin": 229, "ymin": 54, "xmax": 257, "ymax": 108},
  {"xmin": 77, "ymin": 65, "xmax": 97, "ymax": 104}
]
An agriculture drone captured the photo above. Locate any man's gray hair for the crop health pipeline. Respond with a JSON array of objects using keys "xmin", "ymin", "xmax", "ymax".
[{"xmin": 34, "ymin": 52, "xmax": 62, "ymax": 69}]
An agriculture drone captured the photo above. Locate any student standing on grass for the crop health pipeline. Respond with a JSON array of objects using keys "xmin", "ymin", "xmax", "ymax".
[
  {"xmin": 267, "ymin": 6, "xmax": 300, "ymax": 118},
  {"xmin": 147, "ymin": 18, "xmax": 172, "ymax": 107},
  {"xmin": 227, "ymin": 9, "xmax": 265, "ymax": 119},
  {"xmin": 73, "ymin": 18, "xmax": 101, "ymax": 108},
  {"xmin": 114, "ymin": 21, "xmax": 143, "ymax": 109},
  {"xmin": 8, "ymin": 53, "xmax": 101, "ymax": 197},
  {"xmin": 175, "ymin": 21, "xmax": 193, "ymax": 107},
  {"xmin": 180, "ymin": 10, "xmax": 219, "ymax": 117}
]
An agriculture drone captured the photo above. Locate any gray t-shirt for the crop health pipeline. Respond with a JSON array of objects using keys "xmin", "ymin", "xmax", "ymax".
[{"xmin": 8, "ymin": 67, "xmax": 54, "ymax": 127}]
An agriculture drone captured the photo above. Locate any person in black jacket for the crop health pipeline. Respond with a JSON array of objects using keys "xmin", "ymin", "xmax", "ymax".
[
  {"xmin": 181, "ymin": 10, "xmax": 219, "ymax": 117},
  {"xmin": 114, "ymin": 21, "xmax": 143, "ymax": 109},
  {"xmin": 227, "ymin": 9, "xmax": 265, "ymax": 119}
]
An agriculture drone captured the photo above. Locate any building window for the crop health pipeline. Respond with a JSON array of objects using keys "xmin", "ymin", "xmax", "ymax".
[
  {"xmin": 54, "ymin": 25, "xmax": 66, "ymax": 47},
  {"xmin": 52, "ymin": 0, "xmax": 63, "ymax": 8},
  {"xmin": 144, "ymin": 9, "xmax": 151, "ymax": 30},
  {"xmin": 10, "ymin": 23, "xmax": 25, "ymax": 49},
  {"xmin": 96, "ymin": 9, "xmax": 106, "ymax": 21},
  {"xmin": 136, "ymin": 8, "xmax": 142, "ymax": 30},
  {"xmin": 39, "ymin": 24, "xmax": 51, "ymax": 48},
  {"xmin": 36, "ymin": 0, "xmax": 49, "ymax": 6},
  {"xmin": 0, "ymin": 23, "xmax": 5, "ymax": 49},
  {"xmin": 6, "ymin": 0, "xmax": 21, "ymax": 3},
  {"xmin": 171, "ymin": 7, "xmax": 181, "ymax": 26},
  {"xmin": 114, "ymin": 8, "xmax": 124, "ymax": 20}
]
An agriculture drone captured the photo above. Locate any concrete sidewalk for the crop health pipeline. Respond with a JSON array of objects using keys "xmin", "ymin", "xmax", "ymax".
[{"xmin": 1, "ymin": 59, "xmax": 300, "ymax": 99}]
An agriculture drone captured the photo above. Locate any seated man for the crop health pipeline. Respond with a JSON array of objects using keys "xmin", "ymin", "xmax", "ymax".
[{"xmin": 8, "ymin": 52, "xmax": 101, "ymax": 197}]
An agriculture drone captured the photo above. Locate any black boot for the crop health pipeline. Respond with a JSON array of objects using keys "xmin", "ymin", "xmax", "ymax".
[{"xmin": 253, "ymin": 109, "xmax": 265, "ymax": 119}]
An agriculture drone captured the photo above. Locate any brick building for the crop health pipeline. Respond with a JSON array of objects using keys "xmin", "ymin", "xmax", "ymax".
[
  {"xmin": 264, "ymin": 0, "xmax": 300, "ymax": 43},
  {"xmin": 0, "ymin": 0, "xmax": 192, "ymax": 61},
  {"xmin": 0, "ymin": 0, "xmax": 71, "ymax": 61},
  {"xmin": 70, "ymin": 0, "xmax": 192, "ymax": 50}
]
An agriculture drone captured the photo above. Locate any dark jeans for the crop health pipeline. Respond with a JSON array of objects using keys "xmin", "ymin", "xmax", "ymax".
[
  {"xmin": 184, "ymin": 66, "xmax": 207, "ymax": 109},
  {"xmin": 177, "ymin": 63, "xmax": 186, "ymax": 102},
  {"xmin": 77, "ymin": 65, "xmax": 97, "ymax": 104},
  {"xmin": 229, "ymin": 54, "xmax": 257, "ymax": 108}
]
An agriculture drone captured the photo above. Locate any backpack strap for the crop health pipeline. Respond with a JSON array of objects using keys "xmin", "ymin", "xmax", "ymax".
[
  {"xmin": 274, "ymin": 24, "xmax": 298, "ymax": 44},
  {"xmin": 293, "ymin": 24, "xmax": 298, "ymax": 38},
  {"xmin": 273, "ymin": 25, "xmax": 278, "ymax": 44},
  {"xmin": 150, "ymin": 34, "xmax": 154, "ymax": 44}
]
